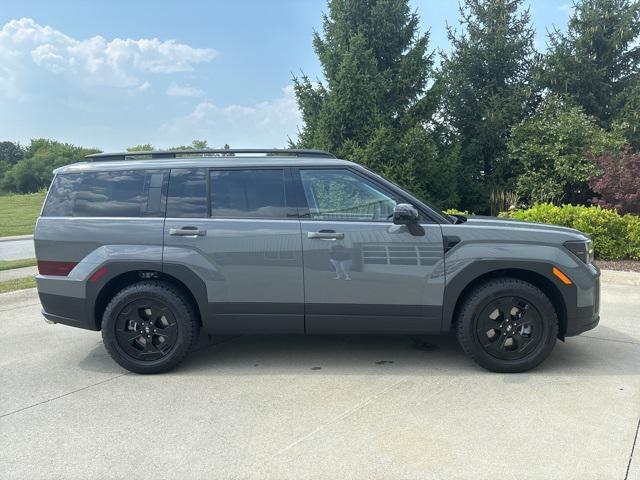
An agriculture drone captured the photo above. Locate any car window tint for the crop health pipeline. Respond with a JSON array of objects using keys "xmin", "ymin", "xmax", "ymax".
[
  {"xmin": 210, "ymin": 169, "xmax": 287, "ymax": 218},
  {"xmin": 166, "ymin": 169, "xmax": 207, "ymax": 218},
  {"xmin": 42, "ymin": 170, "xmax": 167, "ymax": 217},
  {"xmin": 299, "ymin": 169, "xmax": 397, "ymax": 221}
]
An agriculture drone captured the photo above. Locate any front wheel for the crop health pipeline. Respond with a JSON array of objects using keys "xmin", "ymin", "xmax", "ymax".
[
  {"xmin": 101, "ymin": 281, "xmax": 200, "ymax": 374},
  {"xmin": 456, "ymin": 278, "xmax": 558, "ymax": 373}
]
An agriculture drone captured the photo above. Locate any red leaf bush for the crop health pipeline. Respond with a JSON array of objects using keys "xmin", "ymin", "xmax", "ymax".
[{"xmin": 589, "ymin": 148, "xmax": 640, "ymax": 215}]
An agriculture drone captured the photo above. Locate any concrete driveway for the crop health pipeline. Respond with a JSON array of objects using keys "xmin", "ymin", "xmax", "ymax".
[{"xmin": 1, "ymin": 283, "xmax": 638, "ymax": 480}]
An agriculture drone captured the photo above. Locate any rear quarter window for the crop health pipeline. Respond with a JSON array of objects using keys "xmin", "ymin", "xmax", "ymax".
[{"xmin": 42, "ymin": 170, "xmax": 168, "ymax": 217}]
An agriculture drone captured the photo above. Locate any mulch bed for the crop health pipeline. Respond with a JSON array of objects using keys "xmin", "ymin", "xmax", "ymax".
[{"xmin": 595, "ymin": 260, "xmax": 640, "ymax": 273}]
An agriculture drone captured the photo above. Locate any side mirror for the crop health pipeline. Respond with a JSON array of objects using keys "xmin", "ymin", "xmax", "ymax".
[{"xmin": 393, "ymin": 203, "xmax": 419, "ymax": 225}]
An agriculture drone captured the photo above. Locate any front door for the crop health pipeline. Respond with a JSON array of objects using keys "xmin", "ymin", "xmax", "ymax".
[
  {"xmin": 163, "ymin": 167, "xmax": 304, "ymax": 334},
  {"xmin": 295, "ymin": 168, "xmax": 444, "ymax": 334}
]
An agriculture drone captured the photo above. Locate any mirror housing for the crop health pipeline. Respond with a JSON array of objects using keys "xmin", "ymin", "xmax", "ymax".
[
  {"xmin": 393, "ymin": 203, "xmax": 419, "ymax": 225},
  {"xmin": 450, "ymin": 214, "xmax": 467, "ymax": 224}
]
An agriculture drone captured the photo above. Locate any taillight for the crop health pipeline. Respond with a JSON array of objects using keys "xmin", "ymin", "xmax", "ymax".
[{"xmin": 37, "ymin": 260, "xmax": 77, "ymax": 276}]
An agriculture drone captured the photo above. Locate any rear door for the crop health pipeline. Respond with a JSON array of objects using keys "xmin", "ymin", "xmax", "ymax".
[
  {"xmin": 294, "ymin": 167, "xmax": 445, "ymax": 334},
  {"xmin": 163, "ymin": 167, "xmax": 304, "ymax": 333}
]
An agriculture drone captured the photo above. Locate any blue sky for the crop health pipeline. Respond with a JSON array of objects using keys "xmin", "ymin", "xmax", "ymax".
[{"xmin": 0, "ymin": 0, "xmax": 572, "ymax": 152}]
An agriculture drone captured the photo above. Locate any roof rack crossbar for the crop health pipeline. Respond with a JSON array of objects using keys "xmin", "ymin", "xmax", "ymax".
[{"xmin": 85, "ymin": 149, "xmax": 336, "ymax": 161}]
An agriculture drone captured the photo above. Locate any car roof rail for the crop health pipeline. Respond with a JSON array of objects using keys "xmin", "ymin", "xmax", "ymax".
[{"xmin": 85, "ymin": 148, "xmax": 336, "ymax": 161}]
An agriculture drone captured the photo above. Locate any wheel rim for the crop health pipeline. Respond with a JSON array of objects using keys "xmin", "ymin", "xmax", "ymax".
[
  {"xmin": 475, "ymin": 296, "xmax": 544, "ymax": 361},
  {"xmin": 114, "ymin": 298, "xmax": 178, "ymax": 361}
]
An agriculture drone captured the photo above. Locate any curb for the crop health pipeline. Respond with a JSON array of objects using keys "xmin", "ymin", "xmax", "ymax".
[{"xmin": 0, "ymin": 234, "xmax": 33, "ymax": 242}]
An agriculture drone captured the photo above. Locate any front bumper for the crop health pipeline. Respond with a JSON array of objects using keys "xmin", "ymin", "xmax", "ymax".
[
  {"xmin": 565, "ymin": 268, "xmax": 600, "ymax": 337},
  {"xmin": 565, "ymin": 312, "xmax": 600, "ymax": 336}
]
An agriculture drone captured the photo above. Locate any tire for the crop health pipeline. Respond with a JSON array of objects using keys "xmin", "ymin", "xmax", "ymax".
[
  {"xmin": 101, "ymin": 281, "xmax": 200, "ymax": 374},
  {"xmin": 456, "ymin": 278, "xmax": 558, "ymax": 373}
]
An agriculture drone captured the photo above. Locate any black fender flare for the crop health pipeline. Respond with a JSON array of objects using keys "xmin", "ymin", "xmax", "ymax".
[
  {"xmin": 441, "ymin": 259, "xmax": 576, "ymax": 332},
  {"xmin": 86, "ymin": 261, "xmax": 209, "ymax": 329}
]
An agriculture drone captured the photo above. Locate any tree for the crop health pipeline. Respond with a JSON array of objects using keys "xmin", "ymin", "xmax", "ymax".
[
  {"xmin": 543, "ymin": 0, "xmax": 640, "ymax": 132},
  {"xmin": 0, "ymin": 141, "xmax": 24, "ymax": 186},
  {"xmin": 2, "ymin": 139, "xmax": 99, "ymax": 193},
  {"xmin": 589, "ymin": 147, "xmax": 640, "ymax": 214},
  {"xmin": 293, "ymin": 0, "xmax": 458, "ymax": 207},
  {"xmin": 439, "ymin": 0, "xmax": 538, "ymax": 212},
  {"xmin": 169, "ymin": 140, "xmax": 209, "ymax": 150},
  {"xmin": 126, "ymin": 144, "xmax": 154, "ymax": 152},
  {"xmin": 507, "ymin": 96, "xmax": 624, "ymax": 205}
]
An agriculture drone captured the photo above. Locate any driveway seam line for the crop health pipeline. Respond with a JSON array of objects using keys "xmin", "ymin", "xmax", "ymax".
[
  {"xmin": 625, "ymin": 414, "xmax": 640, "ymax": 480},
  {"xmin": 0, "ymin": 373, "xmax": 128, "ymax": 419},
  {"xmin": 270, "ymin": 376, "xmax": 457, "ymax": 460},
  {"xmin": 582, "ymin": 335, "xmax": 639, "ymax": 346},
  {"xmin": 0, "ymin": 335, "xmax": 238, "ymax": 420},
  {"xmin": 269, "ymin": 377, "xmax": 411, "ymax": 459}
]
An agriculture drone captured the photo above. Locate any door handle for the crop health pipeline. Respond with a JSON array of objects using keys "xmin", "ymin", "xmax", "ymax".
[
  {"xmin": 307, "ymin": 230, "xmax": 344, "ymax": 240},
  {"xmin": 169, "ymin": 227, "xmax": 206, "ymax": 237}
]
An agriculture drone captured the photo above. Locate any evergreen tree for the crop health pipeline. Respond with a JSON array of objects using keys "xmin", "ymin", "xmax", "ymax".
[
  {"xmin": 293, "ymin": 0, "xmax": 458, "ymax": 207},
  {"xmin": 439, "ymin": 0, "xmax": 537, "ymax": 213},
  {"xmin": 543, "ymin": 0, "xmax": 640, "ymax": 133}
]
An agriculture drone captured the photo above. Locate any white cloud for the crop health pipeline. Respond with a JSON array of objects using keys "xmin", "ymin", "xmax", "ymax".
[
  {"xmin": 0, "ymin": 17, "xmax": 217, "ymax": 93},
  {"xmin": 160, "ymin": 85, "xmax": 301, "ymax": 147},
  {"xmin": 166, "ymin": 82, "xmax": 204, "ymax": 97},
  {"xmin": 557, "ymin": 3, "xmax": 573, "ymax": 14}
]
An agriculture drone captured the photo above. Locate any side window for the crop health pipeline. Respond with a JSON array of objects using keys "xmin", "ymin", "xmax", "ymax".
[
  {"xmin": 299, "ymin": 169, "xmax": 397, "ymax": 221},
  {"xmin": 42, "ymin": 170, "xmax": 167, "ymax": 217},
  {"xmin": 166, "ymin": 169, "xmax": 207, "ymax": 218},
  {"xmin": 210, "ymin": 169, "xmax": 287, "ymax": 218}
]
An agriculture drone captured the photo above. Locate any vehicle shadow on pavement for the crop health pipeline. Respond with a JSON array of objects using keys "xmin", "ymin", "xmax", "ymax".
[
  {"xmin": 76, "ymin": 325, "xmax": 639, "ymax": 377},
  {"xmin": 175, "ymin": 327, "xmax": 639, "ymax": 377}
]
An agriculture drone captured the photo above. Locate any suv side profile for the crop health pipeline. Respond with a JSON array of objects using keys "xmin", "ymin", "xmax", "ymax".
[{"xmin": 34, "ymin": 149, "xmax": 600, "ymax": 374}]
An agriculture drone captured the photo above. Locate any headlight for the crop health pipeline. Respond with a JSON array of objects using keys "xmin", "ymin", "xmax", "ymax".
[{"xmin": 564, "ymin": 240, "xmax": 593, "ymax": 264}]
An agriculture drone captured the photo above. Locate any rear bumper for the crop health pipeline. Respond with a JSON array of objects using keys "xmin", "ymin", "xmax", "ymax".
[{"xmin": 37, "ymin": 279, "xmax": 97, "ymax": 331}]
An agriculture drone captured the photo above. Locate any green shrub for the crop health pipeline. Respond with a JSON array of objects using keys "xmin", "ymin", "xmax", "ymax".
[
  {"xmin": 624, "ymin": 214, "xmax": 640, "ymax": 260},
  {"xmin": 507, "ymin": 203, "xmax": 640, "ymax": 261},
  {"xmin": 443, "ymin": 208, "xmax": 470, "ymax": 216}
]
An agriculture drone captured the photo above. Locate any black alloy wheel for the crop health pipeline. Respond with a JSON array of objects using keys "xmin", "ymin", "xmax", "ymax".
[
  {"xmin": 114, "ymin": 298, "xmax": 179, "ymax": 361},
  {"xmin": 475, "ymin": 296, "xmax": 543, "ymax": 361}
]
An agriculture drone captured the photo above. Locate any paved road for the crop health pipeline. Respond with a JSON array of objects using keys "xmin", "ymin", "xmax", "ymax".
[
  {"xmin": 1, "ymin": 284, "xmax": 638, "ymax": 480},
  {"xmin": 0, "ymin": 238, "xmax": 35, "ymax": 261}
]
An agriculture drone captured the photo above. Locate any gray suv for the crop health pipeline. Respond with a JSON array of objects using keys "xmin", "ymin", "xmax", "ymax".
[{"xmin": 34, "ymin": 149, "xmax": 600, "ymax": 374}]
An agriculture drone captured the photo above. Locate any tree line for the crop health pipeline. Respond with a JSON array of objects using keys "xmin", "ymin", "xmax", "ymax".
[
  {"xmin": 1, "ymin": 0, "xmax": 638, "ymax": 215},
  {"xmin": 293, "ymin": 0, "xmax": 640, "ymax": 214}
]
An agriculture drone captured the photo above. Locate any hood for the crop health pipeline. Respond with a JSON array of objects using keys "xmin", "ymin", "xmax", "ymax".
[{"xmin": 463, "ymin": 215, "xmax": 587, "ymax": 238}]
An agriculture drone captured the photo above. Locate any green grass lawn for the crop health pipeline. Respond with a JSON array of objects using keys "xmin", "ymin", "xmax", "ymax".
[
  {"xmin": 0, "ymin": 276, "xmax": 36, "ymax": 294},
  {"xmin": 0, "ymin": 191, "xmax": 46, "ymax": 237},
  {"xmin": 0, "ymin": 258, "xmax": 37, "ymax": 271}
]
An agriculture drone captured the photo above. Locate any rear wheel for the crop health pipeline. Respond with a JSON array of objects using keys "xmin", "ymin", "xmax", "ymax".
[
  {"xmin": 101, "ymin": 281, "xmax": 199, "ymax": 374},
  {"xmin": 456, "ymin": 278, "xmax": 558, "ymax": 373}
]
